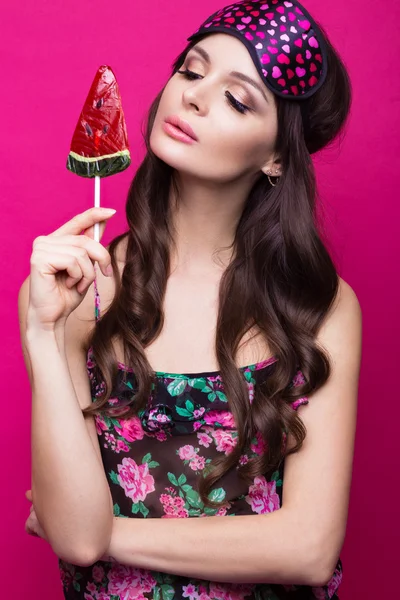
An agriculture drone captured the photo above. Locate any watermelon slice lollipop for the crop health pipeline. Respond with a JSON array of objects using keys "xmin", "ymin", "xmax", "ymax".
[{"xmin": 66, "ymin": 65, "xmax": 130, "ymax": 178}]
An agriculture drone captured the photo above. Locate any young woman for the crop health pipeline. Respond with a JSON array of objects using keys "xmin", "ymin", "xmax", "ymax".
[{"xmin": 19, "ymin": 1, "xmax": 362, "ymax": 598}]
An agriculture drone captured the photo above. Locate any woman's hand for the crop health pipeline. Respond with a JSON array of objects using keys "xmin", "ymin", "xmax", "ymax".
[
  {"xmin": 27, "ymin": 207, "xmax": 116, "ymax": 331},
  {"xmin": 24, "ymin": 489, "xmax": 48, "ymax": 541}
]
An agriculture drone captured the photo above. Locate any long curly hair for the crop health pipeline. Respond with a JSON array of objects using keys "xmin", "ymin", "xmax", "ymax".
[{"xmin": 82, "ymin": 24, "xmax": 352, "ymax": 509}]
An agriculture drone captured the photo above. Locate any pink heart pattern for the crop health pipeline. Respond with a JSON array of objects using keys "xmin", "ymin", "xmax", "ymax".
[{"xmin": 187, "ymin": 0, "xmax": 326, "ymax": 99}]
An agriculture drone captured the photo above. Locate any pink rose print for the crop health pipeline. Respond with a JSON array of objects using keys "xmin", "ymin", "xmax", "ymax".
[
  {"xmin": 117, "ymin": 457, "xmax": 155, "ymax": 503},
  {"xmin": 204, "ymin": 410, "xmax": 236, "ymax": 428},
  {"xmin": 193, "ymin": 421, "xmax": 203, "ymax": 431},
  {"xmin": 178, "ymin": 445, "xmax": 197, "ymax": 460},
  {"xmin": 250, "ymin": 431, "xmax": 268, "ymax": 455},
  {"xmin": 155, "ymin": 430, "xmax": 168, "ymax": 441},
  {"xmin": 189, "ymin": 455, "xmax": 206, "ymax": 471},
  {"xmin": 292, "ymin": 369, "xmax": 306, "ymax": 386},
  {"xmin": 246, "ymin": 381, "xmax": 255, "ymax": 404},
  {"xmin": 116, "ymin": 439, "xmax": 130, "ymax": 453},
  {"xmin": 197, "ymin": 432, "xmax": 213, "ymax": 447},
  {"xmin": 95, "ymin": 415, "xmax": 108, "ymax": 435},
  {"xmin": 209, "ymin": 581, "xmax": 254, "ymax": 600},
  {"xmin": 160, "ymin": 493, "xmax": 189, "ymax": 518},
  {"xmin": 213, "ymin": 430, "xmax": 238, "ymax": 455},
  {"xmin": 194, "ymin": 406, "xmax": 206, "ymax": 418},
  {"xmin": 239, "ymin": 454, "xmax": 249, "ymax": 465},
  {"xmin": 114, "ymin": 416, "xmax": 145, "ymax": 443},
  {"xmin": 92, "ymin": 565, "xmax": 104, "ymax": 582},
  {"xmin": 245, "ymin": 476, "xmax": 280, "ymax": 514},
  {"xmin": 86, "ymin": 582, "xmax": 97, "ymax": 594},
  {"xmin": 107, "ymin": 563, "xmax": 156, "ymax": 599},
  {"xmin": 183, "ymin": 582, "xmax": 199, "ymax": 599}
]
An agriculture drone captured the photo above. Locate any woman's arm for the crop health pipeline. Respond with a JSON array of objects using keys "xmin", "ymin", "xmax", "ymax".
[{"xmin": 19, "ymin": 276, "xmax": 113, "ymax": 567}]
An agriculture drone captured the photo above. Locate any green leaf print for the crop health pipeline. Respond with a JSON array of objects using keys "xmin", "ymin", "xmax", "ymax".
[
  {"xmin": 201, "ymin": 384, "xmax": 212, "ymax": 393},
  {"xmin": 181, "ymin": 483, "xmax": 192, "ymax": 492},
  {"xmin": 208, "ymin": 487, "xmax": 226, "ymax": 503},
  {"xmin": 270, "ymin": 470, "xmax": 283, "ymax": 486},
  {"xmin": 208, "ymin": 392, "xmax": 217, "ymax": 402},
  {"xmin": 189, "ymin": 378, "xmax": 208, "ymax": 390},
  {"xmin": 167, "ymin": 379, "xmax": 187, "ymax": 396},
  {"xmin": 178, "ymin": 473, "xmax": 187, "ymax": 485},
  {"xmin": 176, "ymin": 406, "xmax": 193, "ymax": 417},
  {"xmin": 148, "ymin": 461, "xmax": 160, "ymax": 468},
  {"xmin": 185, "ymin": 399, "xmax": 194, "ymax": 412},
  {"xmin": 161, "ymin": 584, "xmax": 175, "ymax": 600},
  {"xmin": 109, "ymin": 470, "xmax": 119, "ymax": 485},
  {"xmin": 153, "ymin": 588, "xmax": 161, "ymax": 600},
  {"xmin": 72, "ymin": 581, "xmax": 81, "ymax": 592},
  {"xmin": 185, "ymin": 488, "xmax": 204, "ymax": 509},
  {"xmin": 113, "ymin": 503, "xmax": 121, "ymax": 516},
  {"xmin": 103, "ymin": 415, "xmax": 112, "ymax": 429},
  {"xmin": 216, "ymin": 390, "xmax": 228, "ymax": 402},
  {"xmin": 132, "ymin": 503, "xmax": 140, "ymax": 514},
  {"xmin": 244, "ymin": 370, "xmax": 252, "ymax": 382},
  {"xmin": 142, "ymin": 454, "xmax": 160, "ymax": 469},
  {"xmin": 167, "ymin": 472, "xmax": 178, "ymax": 486},
  {"xmin": 139, "ymin": 501, "xmax": 149, "ymax": 518}
]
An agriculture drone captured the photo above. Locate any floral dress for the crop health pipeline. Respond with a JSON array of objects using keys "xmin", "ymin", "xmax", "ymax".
[{"xmin": 58, "ymin": 279, "xmax": 343, "ymax": 600}]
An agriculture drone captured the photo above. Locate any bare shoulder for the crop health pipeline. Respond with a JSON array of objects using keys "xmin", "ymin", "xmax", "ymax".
[{"xmin": 318, "ymin": 275, "xmax": 363, "ymax": 367}]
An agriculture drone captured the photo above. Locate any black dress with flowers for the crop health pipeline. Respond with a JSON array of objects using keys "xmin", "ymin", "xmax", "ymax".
[{"xmin": 58, "ymin": 277, "xmax": 343, "ymax": 600}]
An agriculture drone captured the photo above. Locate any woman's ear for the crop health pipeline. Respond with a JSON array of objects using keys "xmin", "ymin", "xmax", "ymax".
[
  {"xmin": 261, "ymin": 154, "xmax": 282, "ymax": 177},
  {"xmin": 261, "ymin": 163, "xmax": 282, "ymax": 177}
]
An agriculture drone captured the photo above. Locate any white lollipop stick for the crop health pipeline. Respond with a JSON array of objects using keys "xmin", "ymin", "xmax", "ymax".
[{"xmin": 94, "ymin": 175, "xmax": 101, "ymax": 242}]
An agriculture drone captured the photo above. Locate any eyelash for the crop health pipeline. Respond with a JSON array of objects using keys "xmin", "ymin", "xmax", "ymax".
[{"xmin": 176, "ymin": 68, "xmax": 250, "ymax": 115}]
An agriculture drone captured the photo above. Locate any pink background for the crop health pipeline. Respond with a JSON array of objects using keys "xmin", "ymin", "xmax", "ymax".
[{"xmin": 2, "ymin": 0, "xmax": 399, "ymax": 597}]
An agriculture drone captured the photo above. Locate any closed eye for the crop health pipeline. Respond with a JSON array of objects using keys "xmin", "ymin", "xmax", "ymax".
[{"xmin": 176, "ymin": 68, "xmax": 251, "ymax": 115}]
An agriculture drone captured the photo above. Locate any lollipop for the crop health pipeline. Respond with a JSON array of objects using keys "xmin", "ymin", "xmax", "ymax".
[{"xmin": 66, "ymin": 65, "xmax": 130, "ymax": 241}]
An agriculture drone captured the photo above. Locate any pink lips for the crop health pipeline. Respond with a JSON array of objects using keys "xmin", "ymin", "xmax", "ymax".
[{"xmin": 164, "ymin": 115, "xmax": 198, "ymax": 141}]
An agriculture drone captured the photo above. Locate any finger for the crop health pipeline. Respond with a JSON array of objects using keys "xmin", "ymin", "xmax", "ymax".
[
  {"xmin": 30, "ymin": 250, "xmax": 83, "ymax": 285},
  {"xmin": 83, "ymin": 220, "xmax": 108, "ymax": 241},
  {"xmin": 34, "ymin": 235, "xmax": 112, "ymax": 278},
  {"xmin": 25, "ymin": 489, "xmax": 32, "ymax": 501},
  {"xmin": 25, "ymin": 515, "xmax": 39, "ymax": 537},
  {"xmin": 50, "ymin": 207, "xmax": 116, "ymax": 238},
  {"xmin": 57, "ymin": 246, "xmax": 97, "ymax": 293}
]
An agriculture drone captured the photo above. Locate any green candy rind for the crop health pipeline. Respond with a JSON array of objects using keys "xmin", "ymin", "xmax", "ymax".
[{"xmin": 66, "ymin": 152, "xmax": 131, "ymax": 179}]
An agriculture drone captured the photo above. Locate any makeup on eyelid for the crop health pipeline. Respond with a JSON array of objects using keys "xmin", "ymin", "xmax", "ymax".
[{"xmin": 180, "ymin": 60, "xmax": 257, "ymax": 112}]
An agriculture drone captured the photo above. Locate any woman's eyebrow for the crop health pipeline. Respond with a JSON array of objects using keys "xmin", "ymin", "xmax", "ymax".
[{"xmin": 189, "ymin": 45, "xmax": 269, "ymax": 104}]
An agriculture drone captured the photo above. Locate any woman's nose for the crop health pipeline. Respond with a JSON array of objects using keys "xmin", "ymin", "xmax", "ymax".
[{"xmin": 182, "ymin": 83, "xmax": 209, "ymax": 115}]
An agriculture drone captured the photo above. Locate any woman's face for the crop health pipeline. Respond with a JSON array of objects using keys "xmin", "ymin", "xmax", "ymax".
[{"xmin": 150, "ymin": 33, "xmax": 280, "ymax": 184}]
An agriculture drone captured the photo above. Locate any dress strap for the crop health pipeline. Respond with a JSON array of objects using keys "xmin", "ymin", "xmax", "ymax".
[{"xmin": 93, "ymin": 264, "xmax": 101, "ymax": 322}]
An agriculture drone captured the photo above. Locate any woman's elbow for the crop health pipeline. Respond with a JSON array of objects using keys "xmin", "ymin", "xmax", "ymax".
[{"xmin": 54, "ymin": 541, "xmax": 105, "ymax": 568}]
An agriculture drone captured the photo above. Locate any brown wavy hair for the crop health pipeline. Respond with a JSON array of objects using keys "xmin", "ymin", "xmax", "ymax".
[{"xmin": 82, "ymin": 24, "xmax": 352, "ymax": 508}]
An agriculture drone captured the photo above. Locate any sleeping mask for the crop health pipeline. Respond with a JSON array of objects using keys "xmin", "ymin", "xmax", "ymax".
[{"xmin": 187, "ymin": 0, "xmax": 329, "ymax": 134}]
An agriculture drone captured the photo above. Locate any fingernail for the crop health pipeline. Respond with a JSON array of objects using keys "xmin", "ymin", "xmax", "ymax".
[
  {"xmin": 103, "ymin": 208, "xmax": 117, "ymax": 215},
  {"xmin": 106, "ymin": 264, "xmax": 113, "ymax": 277}
]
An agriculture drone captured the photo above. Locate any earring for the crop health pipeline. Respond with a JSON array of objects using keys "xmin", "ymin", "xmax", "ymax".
[{"xmin": 266, "ymin": 168, "xmax": 281, "ymax": 187}]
